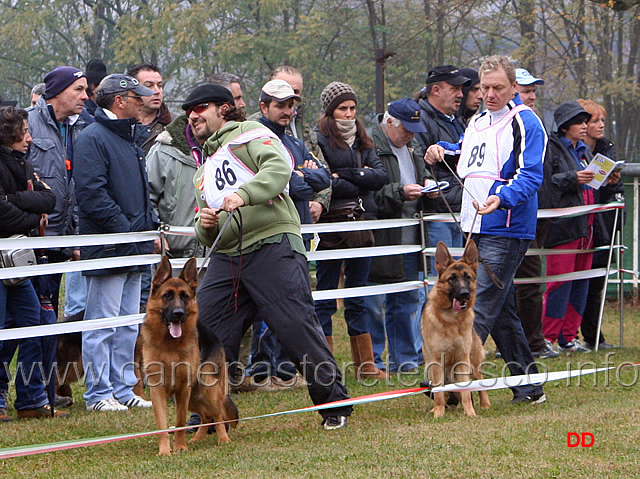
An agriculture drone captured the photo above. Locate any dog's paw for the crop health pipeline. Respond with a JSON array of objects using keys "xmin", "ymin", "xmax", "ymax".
[
  {"xmin": 157, "ymin": 449, "xmax": 172, "ymax": 457},
  {"xmin": 463, "ymin": 408, "xmax": 477, "ymax": 417},
  {"xmin": 431, "ymin": 406, "xmax": 445, "ymax": 418},
  {"xmin": 173, "ymin": 444, "xmax": 188, "ymax": 453}
]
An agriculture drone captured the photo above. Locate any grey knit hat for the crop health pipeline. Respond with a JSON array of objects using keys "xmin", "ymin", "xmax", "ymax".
[{"xmin": 321, "ymin": 82, "xmax": 357, "ymax": 115}]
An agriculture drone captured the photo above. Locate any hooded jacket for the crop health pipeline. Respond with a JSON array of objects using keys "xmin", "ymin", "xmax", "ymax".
[
  {"xmin": 26, "ymin": 96, "xmax": 86, "ymax": 238},
  {"xmin": 74, "ymin": 107, "xmax": 157, "ymax": 274},
  {"xmin": 193, "ymin": 121, "xmax": 303, "ymax": 254},
  {"xmin": 146, "ymin": 114, "xmax": 204, "ymax": 258}
]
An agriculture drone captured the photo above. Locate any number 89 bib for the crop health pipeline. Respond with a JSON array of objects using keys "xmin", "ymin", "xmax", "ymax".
[{"xmin": 198, "ymin": 128, "xmax": 294, "ymax": 209}]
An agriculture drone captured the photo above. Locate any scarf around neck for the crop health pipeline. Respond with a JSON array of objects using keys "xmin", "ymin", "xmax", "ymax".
[{"xmin": 336, "ymin": 119, "xmax": 357, "ymax": 147}]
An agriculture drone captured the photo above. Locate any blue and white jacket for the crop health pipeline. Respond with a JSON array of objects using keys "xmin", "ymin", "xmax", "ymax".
[{"xmin": 438, "ymin": 95, "xmax": 547, "ymax": 240}]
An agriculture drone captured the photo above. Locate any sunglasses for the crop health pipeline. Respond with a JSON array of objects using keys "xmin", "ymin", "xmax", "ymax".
[{"xmin": 186, "ymin": 103, "xmax": 210, "ymax": 116}]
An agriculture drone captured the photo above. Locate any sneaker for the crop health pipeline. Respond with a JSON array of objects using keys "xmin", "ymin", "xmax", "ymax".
[
  {"xmin": 0, "ymin": 407, "xmax": 12, "ymax": 422},
  {"xmin": 322, "ymin": 415, "xmax": 348, "ymax": 430},
  {"xmin": 17, "ymin": 404, "xmax": 70, "ymax": 419},
  {"xmin": 510, "ymin": 393, "xmax": 546, "ymax": 405},
  {"xmin": 0, "ymin": 391, "xmax": 11, "ymax": 411},
  {"xmin": 532, "ymin": 340, "xmax": 559, "ymax": 359},
  {"xmin": 87, "ymin": 397, "xmax": 128, "ymax": 412},
  {"xmin": 494, "ymin": 350, "xmax": 502, "ymax": 359},
  {"xmin": 121, "ymin": 395, "xmax": 152, "ymax": 408},
  {"xmin": 559, "ymin": 339, "xmax": 591, "ymax": 353},
  {"xmin": 186, "ymin": 413, "xmax": 221, "ymax": 434}
]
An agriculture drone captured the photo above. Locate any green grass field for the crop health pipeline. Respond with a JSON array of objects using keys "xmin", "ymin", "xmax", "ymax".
[{"xmin": 0, "ymin": 303, "xmax": 638, "ymax": 478}]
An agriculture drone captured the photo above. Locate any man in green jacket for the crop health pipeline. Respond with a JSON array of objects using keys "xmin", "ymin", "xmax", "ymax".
[
  {"xmin": 190, "ymin": 85, "xmax": 352, "ymax": 430},
  {"xmin": 365, "ymin": 98, "xmax": 431, "ymax": 374}
]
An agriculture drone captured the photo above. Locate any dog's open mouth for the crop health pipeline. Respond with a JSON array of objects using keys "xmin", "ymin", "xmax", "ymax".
[
  {"xmin": 168, "ymin": 322, "xmax": 182, "ymax": 338},
  {"xmin": 452, "ymin": 298, "xmax": 468, "ymax": 313}
]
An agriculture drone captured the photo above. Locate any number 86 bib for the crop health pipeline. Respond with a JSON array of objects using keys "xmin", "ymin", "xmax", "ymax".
[{"xmin": 197, "ymin": 128, "xmax": 294, "ymax": 209}]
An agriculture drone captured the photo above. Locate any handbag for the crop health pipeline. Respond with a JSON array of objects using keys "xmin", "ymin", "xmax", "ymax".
[
  {"xmin": 0, "ymin": 235, "xmax": 37, "ymax": 286},
  {"xmin": 318, "ymin": 199, "xmax": 375, "ymax": 250}
]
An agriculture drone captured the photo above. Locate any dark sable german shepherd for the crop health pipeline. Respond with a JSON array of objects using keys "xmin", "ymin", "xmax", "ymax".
[
  {"xmin": 142, "ymin": 256, "xmax": 238, "ymax": 456},
  {"xmin": 421, "ymin": 240, "xmax": 490, "ymax": 418}
]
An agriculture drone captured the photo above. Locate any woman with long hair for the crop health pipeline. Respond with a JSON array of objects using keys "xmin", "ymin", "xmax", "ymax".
[{"xmin": 314, "ymin": 82, "xmax": 388, "ymax": 379}]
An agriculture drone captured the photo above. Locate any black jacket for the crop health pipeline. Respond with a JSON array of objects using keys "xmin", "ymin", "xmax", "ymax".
[
  {"xmin": 414, "ymin": 99, "xmax": 466, "ymax": 213},
  {"xmin": 543, "ymin": 134, "xmax": 618, "ymax": 248},
  {"xmin": 316, "ymin": 131, "xmax": 387, "ymax": 220},
  {"xmin": 74, "ymin": 108, "xmax": 157, "ymax": 274},
  {"xmin": 0, "ymin": 146, "xmax": 56, "ymax": 237}
]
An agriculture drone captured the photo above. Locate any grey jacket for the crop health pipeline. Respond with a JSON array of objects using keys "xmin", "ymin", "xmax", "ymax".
[
  {"xmin": 146, "ymin": 114, "xmax": 204, "ymax": 258},
  {"xmin": 27, "ymin": 96, "xmax": 86, "ymax": 238}
]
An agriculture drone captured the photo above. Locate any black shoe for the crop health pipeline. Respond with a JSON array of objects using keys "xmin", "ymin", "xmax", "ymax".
[
  {"xmin": 186, "ymin": 412, "xmax": 225, "ymax": 434},
  {"xmin": 511, "ymin": 393, "xmax": 546, "ymax": 405},
  {"xmin": 586, "ymin": 340, "xmax": 617, "ymax": 350},
  {"xmin": 322, "ymin": 415, "xmax": 347, "ymax": 430}
]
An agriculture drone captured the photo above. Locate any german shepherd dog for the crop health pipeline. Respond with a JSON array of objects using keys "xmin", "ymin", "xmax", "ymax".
[
  {"xmin": 142, "ymin": 256, "xmax": 238, "ymax": 456},
  {"xmin": 421, "ymin": 240, "xmax": 490, "ymax": 418}
]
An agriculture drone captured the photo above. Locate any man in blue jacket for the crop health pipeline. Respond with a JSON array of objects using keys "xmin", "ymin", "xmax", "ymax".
[
  {"xmin": 426, "ymin": 55, "xmax": 547, "ymax": 405},
  {"xmin": 252, "ymin": 79, "xmax": 330, "ymax": 385},
  {"xmin": 74, "ymin": 74, "xmax": 157, "ymax": 412}
]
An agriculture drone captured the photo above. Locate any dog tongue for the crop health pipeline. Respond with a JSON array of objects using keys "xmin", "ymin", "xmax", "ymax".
[
  {"xmin": 453, "ymin": 299, "xmax": 463, "ymax": 313},
  {"xmin": 169, "ymin": 323, "xmax": 182, "ymax": 338}
]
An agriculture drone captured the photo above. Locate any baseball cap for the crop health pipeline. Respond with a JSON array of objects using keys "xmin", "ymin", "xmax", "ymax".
[
  {"xmin": 181, "ymin": 84, "xmax": 234, "ymax": 111},
  {"xmin": 260, "ymin": 79, "xmax": 301, "ymax": 103},
  {"xmin": 97, "ymin": 74, "xmax": 154, "ymax": 97},
  {"xmin": 425, "ymin": 65, "xmax": 471, "ymax": 86},
  {"xmin": 515, "ymin": 68, "xmax": 544, "ymax": 86},
  {"xmin": 387, "ymin": 98, "xmax": 426, "ymax": 133}
]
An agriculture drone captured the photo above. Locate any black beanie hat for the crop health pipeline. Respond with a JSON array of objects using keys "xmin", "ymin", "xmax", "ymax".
[{"xmin": 320, "ymin": 82, "xmax": 357, "ymax": 116}]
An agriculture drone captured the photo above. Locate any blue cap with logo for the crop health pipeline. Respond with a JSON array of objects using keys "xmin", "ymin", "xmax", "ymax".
[
  {"xmin": 387, "ymin": 98, "xmax": 426, "ymax": 133},
  {"xmin": 515, "ymin": 68, "xmax": 544, "ymax": 86}
]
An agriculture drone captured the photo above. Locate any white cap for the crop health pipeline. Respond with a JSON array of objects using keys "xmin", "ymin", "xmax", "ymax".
[
  {"xmin": 260, "ymin": 79, "xmax": 301, "ymax": 102},
  {"xmin": 515, "ymin": 68, "xmax": 544, "ymax": 86}
]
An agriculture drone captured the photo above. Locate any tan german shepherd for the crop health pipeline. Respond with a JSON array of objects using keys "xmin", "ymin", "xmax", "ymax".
[
  {"xmin": 421, "ymin": 240, "xmax": 490, "ymax": 418},
  {"xmin": 142, "ymin": 256, "xmax": 238, "ymax": 456}
]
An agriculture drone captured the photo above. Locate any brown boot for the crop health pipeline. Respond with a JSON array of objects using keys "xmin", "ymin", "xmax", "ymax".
[
  {"xmin": 17, "ymin": 404, "xmax": 69, "ymax": 419},
  {"xmin": 325, "ymin": 336, "xmax": 334, "ymax": 353},
  {"xmin": 349, "ymin": 333, "xmax": 388, "ymax": 380}
]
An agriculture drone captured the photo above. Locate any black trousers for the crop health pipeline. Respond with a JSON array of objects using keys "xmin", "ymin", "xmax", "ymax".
[
  {"xmin": 197, "ymin": 236, "xmax": 352, "ymax": 419},
  {"xmin": 515, "ymin": 220, "xmax": 548, "ymax": 353}
]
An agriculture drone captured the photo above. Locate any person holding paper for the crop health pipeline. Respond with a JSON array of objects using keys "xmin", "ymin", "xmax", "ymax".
[
  {"xmin": 541, "ymin": 101, "xmax": 621, "ymax": 353},
  {"xmin": 576, "ymin": 99, "xmax": 623, "ymax": 350}
]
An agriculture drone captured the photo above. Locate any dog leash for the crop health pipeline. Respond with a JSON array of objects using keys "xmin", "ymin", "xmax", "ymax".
[
  {"xmin": 197, "ymin": 209, "xmax": 238, "ymax": 276},
  {"xmin": 429, "ymin": 162, "xmax": 504, "ymax": 290}
]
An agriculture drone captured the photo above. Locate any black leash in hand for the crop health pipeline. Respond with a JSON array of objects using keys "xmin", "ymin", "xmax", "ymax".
[{"xmin": 429, "ymin": 163, "xmax": 504, "ymax": 290}]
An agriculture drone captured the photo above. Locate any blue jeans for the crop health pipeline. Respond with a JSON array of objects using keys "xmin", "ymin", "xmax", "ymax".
[
  {"xmin": 428, "ymin": 221, "xmax": 463, "ymax": 273},
  {"xmin": 0, "ymin": 280, "xmax": 48, "ymax": 410},
  {"xmin": 64, "ymin": 271, "xmax": 87, "ymax": 317},
  {"xmin": 472, "ymin": 235, "xmax": 543, "ymax": 399},
  {"xmin": 82, "ymin": 272, "xmax": 141, "ymax": 406},
  {"xmin": 365, "ymin": 253, "xmax": 421, "ymax": 372},
  {"xmin": 315, "ymin": 257, "xmax": 371, "ymax": 337}
]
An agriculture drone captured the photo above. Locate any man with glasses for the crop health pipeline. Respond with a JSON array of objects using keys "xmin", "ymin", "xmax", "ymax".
[{"xmin": 73, "ymin": 74, "xmax": 158, "ymax": 412}]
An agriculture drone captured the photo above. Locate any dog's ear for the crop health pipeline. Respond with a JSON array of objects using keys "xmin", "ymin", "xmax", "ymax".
[
  {"xmin": 152, "ymin": 255, "xmax": 173, "ymax": 292},
  {"xmin": 179, "ymin": 257, "xmax": 198, "ymax": 291},
  {"xmin": 462, "ymin": 239, "xmax": 478, "ymax": 271},
  {"xmin": 434, "ymin": 241, "xmax": 454, "ymax": 274}
]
